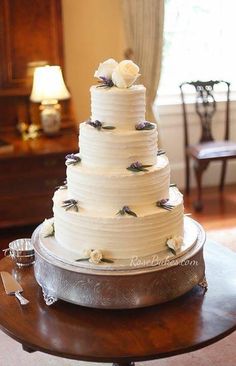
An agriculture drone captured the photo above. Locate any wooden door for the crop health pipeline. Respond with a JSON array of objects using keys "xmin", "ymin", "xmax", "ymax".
[{"xmin": 0, "ymin": 0, "xmax": 63, "ymax": 96}]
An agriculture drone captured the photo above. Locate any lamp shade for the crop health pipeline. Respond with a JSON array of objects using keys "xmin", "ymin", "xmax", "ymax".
[{"xmin": 30, "ymin": 65, "xmax": 71, "ymax": 103}]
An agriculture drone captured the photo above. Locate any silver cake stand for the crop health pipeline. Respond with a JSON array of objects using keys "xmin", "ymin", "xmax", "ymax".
[{"xmin": 32, "ymin": 217, "xmax": 206, "ymax": 309}]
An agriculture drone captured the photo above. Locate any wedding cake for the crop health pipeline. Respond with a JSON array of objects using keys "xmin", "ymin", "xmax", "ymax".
[{"xmin": 42, "ymin": 59, "xmax": 184, "ymax": 264}]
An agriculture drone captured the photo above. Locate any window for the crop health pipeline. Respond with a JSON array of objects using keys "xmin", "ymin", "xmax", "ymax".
[{"xmin": 158, "ymin": 0, "xmax": 236, "ymax": 100}]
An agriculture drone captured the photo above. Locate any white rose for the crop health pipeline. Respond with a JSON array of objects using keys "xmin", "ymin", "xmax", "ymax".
[
  {"xmin": 83, "ymin": 249, "xmax": 92, "ymax": 258},
  {"xmin": 89, "ymin": 249, "xmax": 103, "ymax": 264},
  {"xmin": 166, "ymin": 236, "xmax": 183, "ymax": 253},
  {"xmin": 41, "ymin": 218, "xmax": 54, "ymax": 238},
  {"xmin": 175, "ymin": 236, "xmax": 184, "ymax": 248},
  {"xmin": 94, "ymin": 58, "xmax": 118, "ymax": 80},
  {"xmin": 112, "ymin": 60, "xmax": 140, "ymax": 88}
]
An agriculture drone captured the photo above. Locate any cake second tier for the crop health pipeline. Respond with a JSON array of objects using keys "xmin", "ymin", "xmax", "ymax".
[{"xmin": 79, "ymin": 121, "xmax": 158, "ymax": 168}]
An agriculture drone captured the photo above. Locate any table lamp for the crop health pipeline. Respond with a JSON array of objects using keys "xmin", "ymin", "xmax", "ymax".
[{"xmin": 30, "ymin": 65, "xmax": 70, "ymax": 136}]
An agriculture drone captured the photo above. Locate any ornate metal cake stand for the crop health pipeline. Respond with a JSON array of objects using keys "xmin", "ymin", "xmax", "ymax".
[{"xmin": 32, "ymin": 217, "xmax": 206, "ymax": 309}]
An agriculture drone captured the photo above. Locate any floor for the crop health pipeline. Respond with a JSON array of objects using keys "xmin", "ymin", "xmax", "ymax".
[
  {"xmin": 0, "ymin": 184, "xmax": 235, "ymax": 365},
  {"xmin": 183, "ymin": 184, "xmax": 236, "ymax": 230}
]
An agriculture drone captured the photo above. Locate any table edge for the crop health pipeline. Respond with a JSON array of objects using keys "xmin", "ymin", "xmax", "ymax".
[{"xmin": 0, "ymin": 315, "xmax": 235, "ymax": 362}]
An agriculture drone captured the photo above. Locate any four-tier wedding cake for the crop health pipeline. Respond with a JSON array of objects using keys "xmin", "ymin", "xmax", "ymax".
[{"xmin": 41, "ymin": 58, "xmax": 184, "ymax": 264}]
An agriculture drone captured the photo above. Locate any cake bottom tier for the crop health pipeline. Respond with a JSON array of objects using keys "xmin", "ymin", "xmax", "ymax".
[
  {"xmin": 52, "ymin": 187, "xmax": 184, "ymax": 260},
  {"xmin": 32, "ymin": 217, "xmax": 206, "ymax": 309}
]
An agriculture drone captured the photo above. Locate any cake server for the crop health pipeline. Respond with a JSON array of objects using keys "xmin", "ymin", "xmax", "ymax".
[{"xmin": 0, "ymin": 271, "xmax": 29, "ymax": 305}]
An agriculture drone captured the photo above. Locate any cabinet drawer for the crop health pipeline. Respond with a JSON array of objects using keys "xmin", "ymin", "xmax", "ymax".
[
  {"xmin": 0, "ymin": 154, "xmax": 66, "ymax": 177},
  {"xmin": 0, "ymin": 194, "xmax": 53, "ymax": 228},
  {"xmin": 0, "ymin": 170, "xmax": 65, "ymax": 197}
]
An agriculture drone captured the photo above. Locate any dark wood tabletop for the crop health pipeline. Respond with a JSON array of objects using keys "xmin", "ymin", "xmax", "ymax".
[{"xmin": 0, "ymin": 241, "xmax": 235, "ymax": 365}]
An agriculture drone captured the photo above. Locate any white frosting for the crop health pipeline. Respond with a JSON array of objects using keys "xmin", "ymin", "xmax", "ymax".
[
  {"xmin": 66, "ymin": 155, "xmax": 170, "ymax": 215},
  {"xmin": 48, "ymin": 79, "xmax": 185, "ymax": 262},
  {"xmin": 90, "ymin": 85, "xmax": 146, "ymax": 129},
  {"xmin": 79, "ymin": 122, "xmax": 158, "ymax": 168},
  {"xmin": 53, "ymin": 187, "xmax": 184, "ymax": 259}
]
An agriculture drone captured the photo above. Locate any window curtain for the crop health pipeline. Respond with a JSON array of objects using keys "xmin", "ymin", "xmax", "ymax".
[{"xmin": 122, "ymin": 0, "xmax": 164, "ymax": 122}]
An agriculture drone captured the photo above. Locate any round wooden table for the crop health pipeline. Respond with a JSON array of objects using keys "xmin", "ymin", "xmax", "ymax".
[{"xmin": 0, "ymin": 241, "xmax": 235, "ymax": 366}]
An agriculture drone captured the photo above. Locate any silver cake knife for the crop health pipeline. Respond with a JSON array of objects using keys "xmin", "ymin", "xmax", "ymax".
[{"xmin": 0, "ymin": 271, "xmax": 29, "ymax": 305}]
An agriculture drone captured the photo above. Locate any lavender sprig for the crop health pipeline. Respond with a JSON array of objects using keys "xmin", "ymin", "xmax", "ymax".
[
  {"xmin": 157, "ymin": 149, "xmax": 166, "ymax": 156},
  {"xmin": 86, "ymin": 120, "xmax": 115, "ymax": 130},
  {"xmin": 62, "ymin": 199, "xmax": 79, "ymax": 212},
  {"xmin": 102, "ymin": 125, "xmax": 116, "ymax": 130},
  {"xmin": 97, "ymin": 76, "xmax": 114, "ymax": 88},
  {"xmin": 156, "ymin": 199, "xmax": 174, "ymax": 211},
  {"xmin": 56, "ymin": 179, "xmax": 67, "ymax": 190},
  {"xmin": 135, "ymin": 121, "xmax": 155, "ymax": 130},
  {"xmin": 86, "ymin": 120, "xmax": 103, "ymax": 130},
  {"xmin": 65, "ymin": 153, "xmax": 81, "ymax": 165},
  {"xmin": 127, "ymin": 161, "xmax": 152, "ymax": 172},
  {"xmin": 116, "ymin": 206, "xmax": 137, "ymax": 217}
]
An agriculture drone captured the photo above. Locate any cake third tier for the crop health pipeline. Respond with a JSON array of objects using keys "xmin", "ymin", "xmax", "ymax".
[{"xmin": 65, "ymin": 154, "xmax": 170, "ymax": 215}]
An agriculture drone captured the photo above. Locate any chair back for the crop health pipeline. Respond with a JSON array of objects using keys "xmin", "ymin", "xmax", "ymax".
[{"xmin": 179, "ymin": 80, "xmax": 230, "ymax": 148}]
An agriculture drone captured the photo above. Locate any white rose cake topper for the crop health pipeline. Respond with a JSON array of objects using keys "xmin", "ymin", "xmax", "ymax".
[{"xmin": 94, "ymin": 58, "xmax": 140, "ymax": 88}]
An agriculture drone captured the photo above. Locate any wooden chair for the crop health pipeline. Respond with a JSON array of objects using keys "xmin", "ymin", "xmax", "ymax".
[{"xmin": 179, "ymin": 80, "xmax": 236, "ymax": 211}]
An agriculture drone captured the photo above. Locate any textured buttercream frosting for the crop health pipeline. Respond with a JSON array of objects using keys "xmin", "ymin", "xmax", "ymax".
[
  {"xmin": 53, "ymin": 187, "xmax": 184, "ymax": 259},
  {"xmin": 49, "ymin": 67, "xmax": 184, "ymax": 261},
  {"xmin": 66, "ymin": 155, "xmax": 170, "ymax": 215},
  {"xmin": 90, "ymin": 85, "xmax": 146, "ymax": 129},
  {"xmin": 79, "ymin": 122, "xmax": 158, "ymax": 168}
]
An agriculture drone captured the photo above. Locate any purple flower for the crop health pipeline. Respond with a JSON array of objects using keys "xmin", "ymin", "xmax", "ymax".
[
  {"xmin": 159, "ymin": 199, "xmax": 169, "ymax": 205},
  {"xmin": 86, "ymin": 120, "xmax": 103, "ymax": 129},
  {"xmin": 97, "ymin": 76, "xmax": 114, "ymax": 88},
  {"xmin": 117, "ymin": 206, "xmax": 137, "ymax": 217},
  {"xmin": 156, "ymin": 199, "xmax": 174, "ymax": 211},
  {"xmin": 130, "ymin": 161, "xmax": 142, "ymax": 169},
  {"xmin": 65, "ymin": 153, "xmax": 81, "ymax": 165},
  {"xmin": 127, "ymin": 161, "xmax": 152, "ymax": 172},
  {"xmin": 86, "ymin": 120, "xmax": 116, "ymax": 131},
  {"xmin": 123, "ymin": 206, "xmax": 130, "ymax": 212},
  {"xmin": 135, "ymin": 121, "xmax": 155, "ymax": 130},
  {"xmin": 136, "ymin": 122, "xmax": 146, "ymax": 130}
]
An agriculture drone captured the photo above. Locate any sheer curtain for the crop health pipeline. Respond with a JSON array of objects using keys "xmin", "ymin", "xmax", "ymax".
[{"xmin": 122, "ymin": 0, "xmax": 164, "ymax": 122}]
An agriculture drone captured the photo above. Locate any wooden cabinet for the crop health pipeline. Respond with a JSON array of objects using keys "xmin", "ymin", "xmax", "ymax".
[
  {"xmin": 0, "ymin": 0, "xmax": 63, "ymax": 95},
  {"xmin": 0, "ymin": 129, "xmax": 78, "ymax": 228},
  {"xmin": 0, "ymin": 0, "xmax": 76, "ymax": 229}
]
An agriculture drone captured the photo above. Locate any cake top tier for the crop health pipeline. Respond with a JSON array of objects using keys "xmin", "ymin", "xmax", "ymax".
[
  {"xmin": 90, "ymin": 83, "xmax": 146, "ymax": 128},
  {"xmin": 94, "ymin": 58, "xmax": 140, "ymax": 89},
  {"xmin": 91, "ymin": 59, "xmax": 146, "ymax": 129}
]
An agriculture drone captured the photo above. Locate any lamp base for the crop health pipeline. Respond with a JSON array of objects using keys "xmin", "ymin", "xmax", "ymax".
[{"xmin": 40, "ymin": 103, "xmax": 61, "ymax": 136}]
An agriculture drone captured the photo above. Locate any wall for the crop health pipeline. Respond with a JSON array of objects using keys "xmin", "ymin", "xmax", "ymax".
[
  {"xmin": 154, "ymin": 101, "xmax": 236, "ymax": 190},
  {"xmin": 62, "ymin": 1, "xmax": 236, "ymax": 190},
  {"xmin": 62, "ymin": 0, "xmax": 126, "ymax": 123}
]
